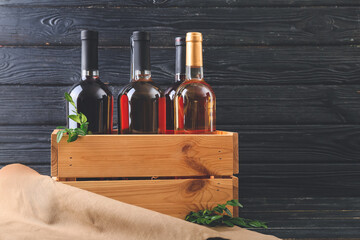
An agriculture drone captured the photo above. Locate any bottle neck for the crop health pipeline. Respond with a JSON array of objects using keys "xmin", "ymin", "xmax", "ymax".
[
  {"xmin": 186, "ymin": 66, "xmax": 203, "ymax": 81},
  {"xmin": 82, "ymin": 70, "xmax": 99, "ymax": 80},
  {"xmin": 81, "ymin": 39, "xmax": 98, "ymax": 81},
  {"xmin": 185, "ymin": 36, "xmax": 203, "ymax": 81},
  {"xmin": 131, "ymin": 38, "xmax": 151, "ymax": 82},
  {"xmin": 134, "ymin": 70, "xmax": 152, "ymax": 81},
  {"xmin": 175, "ymin": 43, "xmax": 185, "ymax": 82}
]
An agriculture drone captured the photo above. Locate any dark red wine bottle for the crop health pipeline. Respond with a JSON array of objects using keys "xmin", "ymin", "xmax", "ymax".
[
  {"xmin": 67, "ymin": 30, "xmax": 114, "ymax": 134},
  {"xmin": 117, "ymin": 31, "xmax": 165, "ymax": 134},
  {"xmin": 164, "ymin": 37, "xmax": 186, "ymax": 134}
]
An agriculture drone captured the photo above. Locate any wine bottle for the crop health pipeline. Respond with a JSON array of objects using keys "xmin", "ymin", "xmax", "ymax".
[
  {"xmin": 175, "ymin": 32, "xmax": 216, "ymax": 134},
  {"xmin": 164, "ymin": 37, "xmax": 186, "ymax": 134},
  {"xmin": 67, "ymin": 30, "xmax": 114, "ymax": 134},
  {"xmin": 117, "ymin": 31, "xmax": 165, "ymax": 134}
]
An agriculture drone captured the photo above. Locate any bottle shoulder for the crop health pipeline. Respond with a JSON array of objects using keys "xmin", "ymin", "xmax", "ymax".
[
  {"xmin": 165, "ymin": 81, "xmax": 182, "ymax": 95},
  {"xmin": 69, "ymin": 78, "xmax": 113, "ymax": 98},
  {"xmin": 176, "ymin": 79, "xmax": 215, "ymax": 97},
  {"xmin": 118, "ymin": 81, "xmax": 163, "ymax": 98}
]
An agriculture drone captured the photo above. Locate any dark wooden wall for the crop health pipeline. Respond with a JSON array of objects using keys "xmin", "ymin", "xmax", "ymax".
[{"xmin": 0, "ymin": 0, "xmax": 360, "ymax": 238}]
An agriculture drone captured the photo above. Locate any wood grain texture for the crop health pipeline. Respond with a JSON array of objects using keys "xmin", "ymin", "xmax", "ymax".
[
  {"xmin": 232, "ymin": 176, "xmax": 239, "ymax": 217},
  {"xmin": 1, "ymin": 0, "xmax": 359, "ymax": 7},
  {"xmin": 240, "ymin": 197, "xmax": 360, "ymax": 211},
  {"xmin": 0, "ymin": 7, "xmax": 359, "ymax": 46},
  {"xmin": 239, "ymin": 197, "xmax": 360, "ymax": 239},
  {"xmin": 2, "ymin": 124, "xmax": 360, "ymax": 166},
  {"xmin": 54, "ymin": 130, "xmax": 235, "ymax": 177},
  {"xmin": 2, "ymin": 85, "xmax": 360, "ymax": 125},
  {"xmin": 233, "ymin": 132, "xmax": 239, "ymax": 174},
  {"xmin": 50, "ymin": 130, "xmax": 57, "ymax": 176},
  {"xmin": 1, "ymin": 46, "xmax": 360, "ymax": 86},
  {"xmin": 238, "ymin": 164, "xmax": 360, "ymax": 198},
  {"xmin": 63, "ymin": 178, "xmax": 235, "ymax": 219}
]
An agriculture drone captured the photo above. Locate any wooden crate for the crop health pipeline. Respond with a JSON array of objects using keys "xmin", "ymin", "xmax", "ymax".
[{"xmin": 51, "ymin": 130, "xmax": 239, "ymax": 219}]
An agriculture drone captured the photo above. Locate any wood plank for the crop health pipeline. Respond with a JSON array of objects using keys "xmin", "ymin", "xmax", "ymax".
[
  {"xmin": 2, "ymin": 125, "xmax": 360, "ymax": 198},
  {"xmin": 1, "ymin": 46, "xmax": 360, "ymax": 86},
  {"xmin": 1, "ymin": 124, "xmax": 360, "ymax": 165},
  {"xmin": 5, "ymin": 162, "xmax": 360, "ymax": 199},
  {"xmin": 1, "ymin": 0, "xmax": 359, "ymax": 7},
  {"xmin": 0, "ymin": 7, "xmax": 358, "ymax": 46},
  {"xmin": 250, "ymin": 226, "xmax": 360, "ymax": 239},
  {"xmin": 220, "ymin": 125, "xmax": 360, "ymax": 164},
  {"xmin": 238, "ymin": 164, "xmax": 360, "ymax": 198},
  {"xmin": 63, "ymin": 178, "xmax": 235, "ymax": 219},
  {"xmin": 238, "ymin": 197, "xmax": 360, "ymax": 239},
  {"xmin": 0, "ymin": 125, "xmax": 360, "ymax": 164},
  {"xmin": 54, "ymin": 130, "xmax": 235, "ymax": 177},
  {"xmin": 1, "ymin": 85, "xmax": 360, "ymax": 125},
  {"xmin": 240, "ymin": 197, "xmax": 360, "ymax": 211},
  {"xmin": 0, "ymin": 142, "xmax": 49, "ymax": 164}
]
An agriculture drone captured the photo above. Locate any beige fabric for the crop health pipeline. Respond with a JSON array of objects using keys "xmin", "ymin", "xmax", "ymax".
[{"xmin": 0, "ymin": 164, "xmax": 280, "ymax": 240}]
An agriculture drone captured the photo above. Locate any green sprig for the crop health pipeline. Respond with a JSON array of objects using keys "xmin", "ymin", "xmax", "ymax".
[
  {"xmin": 185, "ymin": 199, "xmax": 267, "ymax": 229},
  {"xmin": 56, "ymin": 93, "xmax": 90, "ymax": 143}
]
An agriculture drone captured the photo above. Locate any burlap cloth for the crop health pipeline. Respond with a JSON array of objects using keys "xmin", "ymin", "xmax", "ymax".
[{"xmin": 0, "ymin": 164, "xmax": 280, "ymax": 240}]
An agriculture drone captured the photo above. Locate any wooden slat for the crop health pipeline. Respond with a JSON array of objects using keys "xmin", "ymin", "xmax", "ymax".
[
  {"xmin": 2, "ymin": 124, "xmax": 360, "ymax": 164},
  {"xmin": 54, "ymin": 130, "xmax": 235, "ymax": 177},
  {"xmin": 5, "ymin": 162, "xmax": 360, "ymax": 199},
  {"xmin": 0, "ymin": 7, "xmax": 358, "ymax": 46},
  {"xmin": 225, "ymin": 124, "xmax": 360, "ymax": 164},
  {"xmin": 0, "ymin": 46, "xmax": 359, "ymax": 86},
  {"xmin": 238, "ymin": 164, "xmax": 360, "ymax": 198},
  {"xmin": 239, "ymin": 197, "xmax": 360, "ymax": 239},
  {"xmin": 240, "ymin": 197, "xmax": 360, "ymax": 211},
  {"xmin": 63, "ymin": 178, "xmax": 235, "ymax": 219},
  {"xmin": 1, "ymin": 0, "xmax": 359, "ymax": 7},
  {"xmin": 3, "ymin": 124, "xmax": 360, "ymax": 165},
  {"xmin": 1, "ymin": 125, "xmax": 360, "ymax": 198}
]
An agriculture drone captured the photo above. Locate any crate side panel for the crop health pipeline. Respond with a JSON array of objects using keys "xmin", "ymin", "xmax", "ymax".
[
  {"xmin": 63, "ymin": 178, "xmax": 234, "ymax": 218},
  {"xmin": 56, "ymin": 133, "xmax": 234, "ymax": 177},
  {"xmin": 233, "ymin": 132, "xmax": 239, "ymax": 174},
  {"xmin": 232, "ymin": 176, "xmax": 239, "ymax": 217},
  {"xmin": 51, "ymin": 130, "xmax": 58, "ymax": 177}
]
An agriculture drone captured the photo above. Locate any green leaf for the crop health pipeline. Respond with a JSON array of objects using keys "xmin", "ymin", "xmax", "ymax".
[
  {"xmin": 67, "ymin": 132, "xmax": 78, "ymax": 143},
  {"xmin": 208, "ymin": 215, "xmax": 223, "ymax": 224},
  {"xmin": 226, "ymin": 199, "xmax": 243, "ymax": 208},
  {"xmin": 68, "ymin": 114, "xmax": 81, "ymax": 124},
  {"xmin": 75, "ymin": 128, "xmax": 86, "ymax": 136},
  {"xmin": 230, "ymin": 217, "xmax": 251, "ymax": 228},
  {"xmin": 65, "ymin": 92, "xmax": 74, "ymax": 104},
  {"xmin": 249, "ymin": 220, "xmax": 268, "ymax": 229},
  {"xmin": 224, "ymin": 207, "xmax": 232, "ymax": 217},
  {"xmin": 56, "ymin": 126, "xmax": 66, "ymax": 129},
  {"xmin": 223, "ymin": 220, "xmax": 234, "ymax": 227},
  {"xmin": 184, "ymin": 199, "xmax": 267, "ymax": 229},
  {"xmin": 56, "ymin": 130, "xmax": 65, "ymax": 143},
  {"xmin": 80, "ymin": 122, "xmax": 88, "ymax": 132},
  {"xmin": 79, "ymin": 113, "xmax": 87, "ymax": 123},
  {"xmin": 213, "ymin": 206, "xmax": 224, "ymax": 214},
  {"xmin": 65, "ymin": 92, "xmax": 77, "ymax": 110}
]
